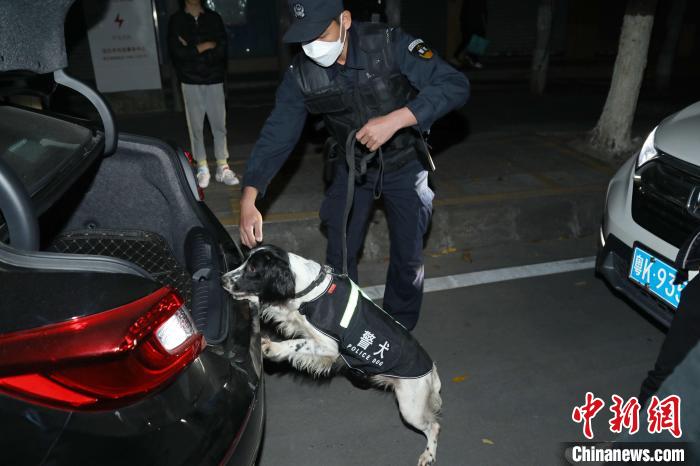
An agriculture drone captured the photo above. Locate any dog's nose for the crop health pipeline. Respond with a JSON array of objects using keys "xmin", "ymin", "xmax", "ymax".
[
  {"xmin": 221, "ymin": 271, "xmax": 240, "ymax": 290},
  {"xmin": 221, "ymin": 275, "xmax": 234, "ymax": 290}
]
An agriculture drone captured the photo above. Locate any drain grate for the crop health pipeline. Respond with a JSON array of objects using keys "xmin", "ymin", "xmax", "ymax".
[{"xmin": 49, "ymin": 230, "xmax": 192, "ymax": 305}]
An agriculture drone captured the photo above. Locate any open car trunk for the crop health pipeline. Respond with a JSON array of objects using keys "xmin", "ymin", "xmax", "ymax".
[
  {"xmin": 37, "ymin": 134, "xmax": 238, "ymax": 343},
  {"xmin": 0, "ymin": 0, "xmax": 242, "ymax": 345},
  {"xmin": 0, "ymin": 4, "xmax": 262, "ymax": 464}
]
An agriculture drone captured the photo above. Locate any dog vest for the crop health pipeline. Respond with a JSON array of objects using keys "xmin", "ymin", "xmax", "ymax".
[{"xmin": 298, "ymin": 273, "xmax": 433, "ymax": 378}]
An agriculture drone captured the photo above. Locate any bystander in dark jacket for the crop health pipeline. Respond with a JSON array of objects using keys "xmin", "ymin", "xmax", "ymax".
[
  {"xmin": 168, "ymin": 7, "xmax": 227, "ymax": 84},
  {"xmin": 168, "ymin": 1, "xmax": 239, "ymax": 188}
]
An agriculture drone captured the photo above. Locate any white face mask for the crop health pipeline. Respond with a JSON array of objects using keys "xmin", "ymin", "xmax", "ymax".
[{"xmin": 302, "ymin": 15, "xmax": 347, "ymax": 67}]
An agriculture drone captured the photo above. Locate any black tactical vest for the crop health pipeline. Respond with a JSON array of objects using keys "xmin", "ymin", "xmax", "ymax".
[
  {"xmin": 290, "ymin": 22, "xmax": 425, "ymax": 172},
  {"xmin": 298, "ymin": 274, "xmax": 434, "ymax": 378}
]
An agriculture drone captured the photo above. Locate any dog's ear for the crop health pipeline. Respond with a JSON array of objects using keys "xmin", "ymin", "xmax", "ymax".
[
  {"xmin": 259, "ymin": 255, "xmax": 296, "ymax": 304},
  {"xmin": 240, "ymin": 242, "xmax": 270, "ymax": 259},
  {"xmin": 239, "ymin": 242, "xmax": 254, "ymax": 258}
]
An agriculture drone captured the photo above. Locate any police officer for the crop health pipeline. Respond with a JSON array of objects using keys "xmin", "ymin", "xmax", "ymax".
[{"xmin": 240, "ymin": 0, "xmax": 469, "ymax": 330}]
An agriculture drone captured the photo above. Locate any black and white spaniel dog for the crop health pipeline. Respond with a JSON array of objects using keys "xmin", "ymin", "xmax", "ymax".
[{"xmin": 222, "ymin": 245, "xmax": 442, "ymax": 466}]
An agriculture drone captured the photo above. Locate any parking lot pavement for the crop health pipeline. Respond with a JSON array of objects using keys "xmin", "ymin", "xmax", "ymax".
[{"xmin": 256, "ymin": 260, "xmax": 664, "ymax": 466}]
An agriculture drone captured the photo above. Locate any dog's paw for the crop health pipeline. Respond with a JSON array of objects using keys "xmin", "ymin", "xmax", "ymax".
[
  {"xmin": 261, "ymin": 337, "xmax": 284, "ymax": 361},
  {"xmin": 261, "ymin": 337, "xmax": 273, "ymax": 358},
  {"xmin": 418, "ymin": 450, "xmax": 436, "ymax": 466}
]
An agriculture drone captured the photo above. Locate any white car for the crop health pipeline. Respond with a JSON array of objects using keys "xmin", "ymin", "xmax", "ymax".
[{"xmin": 597, "ymin": 102, "xmax": 700, "ymax": 327}]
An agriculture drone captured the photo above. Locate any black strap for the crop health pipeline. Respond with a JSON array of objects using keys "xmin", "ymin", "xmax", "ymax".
[
  {"xmin": 294, "ymin": 265, "xmax": 332, "ymax": 299},
  {"xmin": 342, "ymin": 130, "xmax": 384, "ymax": 275},
  {"xmin": 674, "ymin": 226, "xmax": 700, "ymax": 284}
]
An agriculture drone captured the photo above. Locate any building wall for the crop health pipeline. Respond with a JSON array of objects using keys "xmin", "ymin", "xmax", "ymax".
[
  {"xmin": 64, "ymin": 0, "xmax": 698, "ymax": 88},
  {"xmin": 486, "ymin": 0, "xmax": 540, "ymax": 55},
  {"xmin": 65, "ymin": 0, "xmax": 96, "ymax": 82},
  {"xmin": 401, "ymin": 0, "xmax": 448, "ymax": 55}
]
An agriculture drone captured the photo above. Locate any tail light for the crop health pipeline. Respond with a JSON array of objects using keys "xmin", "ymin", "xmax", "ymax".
[
  {"xmin": 183, "ymin": 150, "xmax": 194, "ymax": 165},
  {"xmin": 0, "ymin": 288, "xmax": 205, "ymax": 411}
]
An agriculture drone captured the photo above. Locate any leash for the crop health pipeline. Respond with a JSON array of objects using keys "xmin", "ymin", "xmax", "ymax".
[{"xmin": 342, "ymin": 130, "xmax": 384, "ymax": 275}]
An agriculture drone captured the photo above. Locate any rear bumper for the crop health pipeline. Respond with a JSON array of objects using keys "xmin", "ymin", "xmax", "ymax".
[
  {"xmin": 596, "ymin": 233, "xmax": 674, "ymax": 327},
  {"xmin": 39, "ymin": 348, "xmax": 264, "ymax": 466},
  {"xmin": 223, "ymin": 378, "xmax": 265, "ymax": 466}
]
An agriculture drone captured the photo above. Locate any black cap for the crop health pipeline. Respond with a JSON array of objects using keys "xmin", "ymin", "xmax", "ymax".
[{"xmin": 283, "ymin": 0, "xmax": 343, "ymax": 43}]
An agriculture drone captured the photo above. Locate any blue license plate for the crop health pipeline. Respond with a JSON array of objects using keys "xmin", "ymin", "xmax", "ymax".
[{"xmin": 629, "ymin": 247, "xmax": 686, "ymax": 309}]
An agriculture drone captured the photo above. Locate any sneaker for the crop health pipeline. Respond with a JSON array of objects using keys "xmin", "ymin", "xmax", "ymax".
[
  {"xmin": 215, "ymin": 165, "xmax": 240, "ymax": 186},
  {"xmin": 196, "ymin": 166, "xmax": 211, "ymax": 189}
]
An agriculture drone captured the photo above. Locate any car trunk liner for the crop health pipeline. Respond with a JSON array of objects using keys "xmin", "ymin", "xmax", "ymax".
[{"xmin": 48, "ymin": 229, "xmax": 192, "ymax": 306}]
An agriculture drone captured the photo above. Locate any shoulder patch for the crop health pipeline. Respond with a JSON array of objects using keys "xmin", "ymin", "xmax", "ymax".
[{"xmin": 408, "ymin": 38, "xmax": 433, "ymax": 60}]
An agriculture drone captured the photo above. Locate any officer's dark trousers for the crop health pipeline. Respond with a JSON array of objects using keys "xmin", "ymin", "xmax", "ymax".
[
  {"xmin": 320, "ymin": 158, "xmax": 433, "ymax": 330},
  {"xmin": 638, "ymin": 276, "xmax": 700, "ymax": 406}
]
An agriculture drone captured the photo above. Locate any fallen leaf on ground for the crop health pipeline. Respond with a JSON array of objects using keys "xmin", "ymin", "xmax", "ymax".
[
  {"xmin": 482, "ymin": 438, "xmax": 495, "ymax": 445},
  {"xmin": 452, "ymin": 375, "xmax": 468, "ymax": 383},
  {"xmin": 430, "ymin": 247, "xmax": 458, "ymax": 257}
]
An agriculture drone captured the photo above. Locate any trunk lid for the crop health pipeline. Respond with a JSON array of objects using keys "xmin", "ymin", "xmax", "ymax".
[{"xmin": 0, "ymin": 0, "xmax": 75, "ymax": 74}]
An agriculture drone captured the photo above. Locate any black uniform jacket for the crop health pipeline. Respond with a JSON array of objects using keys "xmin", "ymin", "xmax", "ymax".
[{"xmin": 243, "ymin": 23, "xmax": 470, "ymax": 196}]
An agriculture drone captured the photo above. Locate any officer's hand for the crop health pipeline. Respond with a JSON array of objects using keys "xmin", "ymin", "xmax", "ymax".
[
  {"xmin": 196, "ymin": 41, "xmax": 217, "ymax": 53},
  {"xmin": 240, "ymin": 187, "xmax": 263, "ymax": 248},
  {"xmin": 356, "ymin": 115, "xmax": 399, "ymax": 152}
]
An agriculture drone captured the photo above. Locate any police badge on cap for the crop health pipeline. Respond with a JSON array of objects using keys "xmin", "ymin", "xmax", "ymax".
[{"xmin": 283, "ymin": 0, "xmax": 343, "ymax": 43}]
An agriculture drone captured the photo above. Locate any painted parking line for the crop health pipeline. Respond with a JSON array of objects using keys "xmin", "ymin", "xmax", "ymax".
[{"xmin": 362, "ymin": 256, "xmax": 596, "ymax": 299}]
